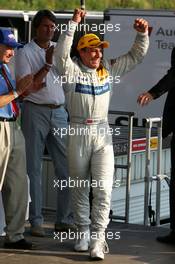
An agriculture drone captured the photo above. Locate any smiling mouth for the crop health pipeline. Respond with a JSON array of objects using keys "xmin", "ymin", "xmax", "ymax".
[{"xmin": 92, "ymin": 60, "xmax": 100, "ymax": 64}]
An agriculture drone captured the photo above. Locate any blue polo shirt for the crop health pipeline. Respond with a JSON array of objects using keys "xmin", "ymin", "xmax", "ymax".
[{"xmin": 0, "ymin": 62, "xmax": 16, "ymax": 118}]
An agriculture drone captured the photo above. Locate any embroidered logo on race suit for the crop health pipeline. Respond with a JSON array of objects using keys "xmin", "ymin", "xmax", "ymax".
[
  {"xmin": 75, "ymin": 82, "xmax": 110, "ymax": 95},
  {"xmin": 75, "ymin": 63, "xmax": 110, "ymax": 95}
]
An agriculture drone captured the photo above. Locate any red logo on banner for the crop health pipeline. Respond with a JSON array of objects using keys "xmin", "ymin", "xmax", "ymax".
[{"xmin": 132, "ymin": 137, "xmax": 158, "ymax": 152}]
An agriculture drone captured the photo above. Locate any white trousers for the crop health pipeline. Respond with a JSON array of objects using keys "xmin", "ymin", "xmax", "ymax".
[
  {"xmin": 0, "ymin": 121, "xmax": 28, "ymax": 242},
  {"xmin": 68, "ymin": 124, "xmax": 114, "ymax": 232}
]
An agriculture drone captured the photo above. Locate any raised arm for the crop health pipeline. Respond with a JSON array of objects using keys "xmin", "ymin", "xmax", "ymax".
[
  {"xmin": 110, "ymin": 18, "xmax": 149, "ymax": 77},
  {"xmin": 54, "ymin": 8, "xmax": 86, "ymax": 76}
]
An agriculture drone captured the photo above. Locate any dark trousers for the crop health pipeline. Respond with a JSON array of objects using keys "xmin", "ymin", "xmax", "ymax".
[{"xmin": 170, "ymin": 133, "xmax": 175, "ymax": 231}]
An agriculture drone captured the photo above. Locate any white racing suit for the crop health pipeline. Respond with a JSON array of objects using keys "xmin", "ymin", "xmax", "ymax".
[{"xmin": 54, "ymin": 21, "xmax": 149, "ymax": 235}]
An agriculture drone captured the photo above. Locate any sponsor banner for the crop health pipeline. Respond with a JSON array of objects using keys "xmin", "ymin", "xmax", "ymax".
[{"xmin": 132, "ymin": 137, "xmax": 158, "ymax": 153}]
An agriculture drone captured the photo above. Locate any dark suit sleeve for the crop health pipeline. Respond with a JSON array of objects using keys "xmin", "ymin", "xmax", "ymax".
[
  {"xmin": 171, "ymin": 47, "xmax": 175, "ymax": 66},
  {"xmin": 148, "ymin": 48, "xmax": 175, "ymax": 99}
]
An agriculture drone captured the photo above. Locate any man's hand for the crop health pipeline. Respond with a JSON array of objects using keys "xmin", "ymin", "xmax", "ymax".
[
  {"xmin": 134, "ymin": 18, "xmax": 149, "ymax": 33},
  {"xmin": 72, "ymin": 8, "xmax": 86, "ymax": 24},
  {"xmin": 46, "ymin": 45, "xmax": 54, "ymax": 65},
  {"xmin": 21, "ymin": 82, "xmax": 45, "ymax": 97},
  {"xmin": 16, "ymin": 75, "xmax": 45, "ymax": 97},
  {"xmin": 137, "ymin": 92, "xmax": 153, "ymax": 106},
  {"xmin": 16, "ymin": 74, "xmax": 33, "ymax": 96}
]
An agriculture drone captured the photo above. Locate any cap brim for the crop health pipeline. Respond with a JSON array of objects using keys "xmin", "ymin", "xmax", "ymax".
[
  {"xmin": 77, "ymin": 40, "xmax": 109, "ymax": 50},
  {"xmin": 96, "ymin": 41, "xmax": 109, "ymax": 49},
  {"xmin": 5, "ymin": 41, "xmax": 23, "ymax": 48}
]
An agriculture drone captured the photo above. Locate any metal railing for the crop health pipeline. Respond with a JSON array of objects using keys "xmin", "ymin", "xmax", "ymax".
[
  {"xmin": 144, "ymin": 117, "xmax": 163, "ymax": 226},
  {"xmin": 109, "ymin": 110, "xmax": 134, "ymax": 224}
]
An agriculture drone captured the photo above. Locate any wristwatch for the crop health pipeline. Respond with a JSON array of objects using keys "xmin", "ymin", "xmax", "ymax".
[{"xmin": 44, "ymin": 63, "xmax": 53, "ymax": 72}]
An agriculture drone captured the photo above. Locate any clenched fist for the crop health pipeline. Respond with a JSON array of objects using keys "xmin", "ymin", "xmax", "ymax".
[
  {"xmin": 72, "ymin": 8, "xmax": 86, "ymax": 24},
  {"xmin": 134, "ymin": 18, "xmax": 149, "ymax": 33}
]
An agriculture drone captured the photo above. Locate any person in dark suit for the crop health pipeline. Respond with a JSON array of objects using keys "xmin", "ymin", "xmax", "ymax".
[{"xmin": 137, "ymin": 48, "xmax": 175, "ymax": 244}]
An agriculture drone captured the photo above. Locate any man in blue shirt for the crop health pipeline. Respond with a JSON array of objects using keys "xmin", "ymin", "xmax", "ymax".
[{"xmin": 0, "ymin": 28, "xmax": 33, "ymax": 249}]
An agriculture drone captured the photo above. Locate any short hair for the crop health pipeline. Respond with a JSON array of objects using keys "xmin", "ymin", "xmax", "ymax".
[{"xmin": 32, "ymin": 9, "xmax": 57, "ymax": 34}]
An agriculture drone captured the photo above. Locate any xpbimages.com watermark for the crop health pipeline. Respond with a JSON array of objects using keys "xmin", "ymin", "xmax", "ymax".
[
  {"xmin": 53, "ymin": 126, "xmax": 120, "ymax": 138},
  {"xmin": 54, "ymin": 21, "xmax": 121, "ymax": 35},
  {"xmin": 53, "ymin": 177, "xmax": 121, "ymax": 191},
  {"xmin": 53, "ymin": 230, "xmax": 121, "ymax": 243},
  {"xmin": 53, "ymin": 74, "xmax": 120, "ymax": 86}
]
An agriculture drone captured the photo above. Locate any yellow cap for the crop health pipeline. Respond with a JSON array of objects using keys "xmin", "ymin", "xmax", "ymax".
[{"xmin": 77, "ymin": 33, "xmax": 109, "ymax": 51}]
